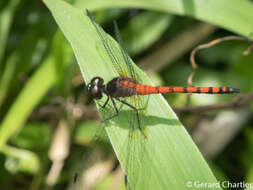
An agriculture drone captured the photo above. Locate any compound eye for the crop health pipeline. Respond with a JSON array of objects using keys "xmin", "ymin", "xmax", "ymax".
[
  {"xmin": 86, "ymin": 83, "xmax": 92, "ymax": 93},
  {"xmin": 86, "ymin": 77, "xmax": 103, "ymax": 99}
]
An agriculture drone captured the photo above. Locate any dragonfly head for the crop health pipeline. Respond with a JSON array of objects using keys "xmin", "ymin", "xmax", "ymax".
[{"xmin": 87, "ymin": 77, "xmax": 104, "ymax": 99}]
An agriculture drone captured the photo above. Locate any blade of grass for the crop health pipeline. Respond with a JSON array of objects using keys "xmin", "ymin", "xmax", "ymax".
[
  {"xmin": 0, "ymin": 31, "xmax": 72, "ymax": 149},
  {"xmin": 0, "ymin": 145, "xmax": 40, "ymax": 174},
  {"xmin": 0, "ymin": 0, "xmax": 19, "ymax": 65},
  {"xmin": 74, "ymin": 0, "xmax": 253, "ymax": 37},
  {"xmin": 121, "ymin": 11, "xmax": 173, "ymax": 56},
  {"xmin": 0, "ymin": 53, "xmax": 17, "ymax": 108},
  {"xmin": 0, "ymin": 56, "xmax": 56, "ymax": 148},
  {"xmin": 43, "ymin": 0, "xmax": 222, "ymax": 189}
]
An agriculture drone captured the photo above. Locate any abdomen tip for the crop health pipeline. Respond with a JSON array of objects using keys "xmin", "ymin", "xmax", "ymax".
[{"xmin": 231, "ymin": 88, "xmax": 240, "ymax": 93}]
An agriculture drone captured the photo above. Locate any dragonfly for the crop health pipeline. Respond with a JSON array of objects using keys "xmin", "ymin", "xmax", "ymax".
[{"xmin": 85, "ymin": 10, "xmax": 239, "ymax": 189}]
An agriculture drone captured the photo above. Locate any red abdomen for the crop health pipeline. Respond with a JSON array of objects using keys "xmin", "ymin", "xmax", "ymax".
[
  {"xmin": 135, "ymin": 85, "xmax": 240, "ymax": 95},
  {"xmin": 111, "ymin": 77, "xmax": 239, "ymax": 97}
]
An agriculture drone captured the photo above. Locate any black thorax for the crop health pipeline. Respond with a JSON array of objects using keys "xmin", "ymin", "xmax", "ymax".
[{"xmin": 103, "ymin": 76, "xmax": 137, "ymax": 98}]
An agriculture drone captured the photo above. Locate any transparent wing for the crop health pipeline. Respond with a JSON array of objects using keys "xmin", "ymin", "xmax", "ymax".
[
  {"xmin": 113, "ymin": 20, "xmax": 149, "ymax": 114},
  {"xmin": 117, "ymin": 99, "xmax": 151, "ymax": 190},
  {"xmin": 112, "ymin": 20, "xmax": 149, "ymax": 113},
  {"xmin": 86, "ymin": 10, "xmax": 126, "ymax": 77},
  {"xmin": 87, "ymin": 10, "xmax": 150, "ymax": 188},
  {"xmin": 113, "ymin": 21, "xmax": 141, "ymax": 81},
  {"xmin": 86, "ymin": 10, "xmax": 143, "ymax": 83},
  {"xmin": 87, "ymin": 9, "xmax": 147, "ymax": 112}
]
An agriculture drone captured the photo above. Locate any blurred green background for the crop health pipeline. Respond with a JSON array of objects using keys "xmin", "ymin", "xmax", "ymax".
[{"xmin": 0, "ymin": 0, "xmax": 253, "ymax": 189}]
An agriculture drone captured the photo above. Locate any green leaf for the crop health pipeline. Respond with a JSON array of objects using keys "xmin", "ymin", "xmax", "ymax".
[
  {"xmin": 0, "ymin": 56, "xmax": 56, "ymax": 148},
  {"xmin": 1, "ymin": 145, "xmax": 40, "ymax": 174},
  {"xmin": 43, "ymin": 0, "xmax": 221, "ymax": 189},
  {"xmin": 0, "ymin": 32, "xmax": 72, "ymax": 149},
  {"xmin": 0, "ymin": 53, "xmax": 17, "ymax": 108},
  {"xmin": 0, "ymin": 0, "xmax": 19, "ymax": 65},
  {"xmin": 74, "ymin": 0, "xmax": 253, "ymax": 37},
  {"xmin": 121, "ymin": 11, "xmax": 173, "ymax": 55}
]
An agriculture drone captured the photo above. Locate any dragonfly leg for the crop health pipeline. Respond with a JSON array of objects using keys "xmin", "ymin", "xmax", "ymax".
[
  {"xmin": 101, "ymin": 95, "xmax": 110, "ymax": 108},
  {"xmin": 115, "ymin": 98, "xmax": 142, "ymax": 132},
  {"xmin": 102, "ymin": 97, "xmax": 119, "ymax": 123},
  {"xmin": 97, "ymin": 95, "xmax": 109, "ymax": 108},
  {"xmin": 125, "ymin": 175, "xmax": 128, "ymax": 187},
  {"xmin": 73, "ymin": 172, "xmax": 78, "ymax": 184}
]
